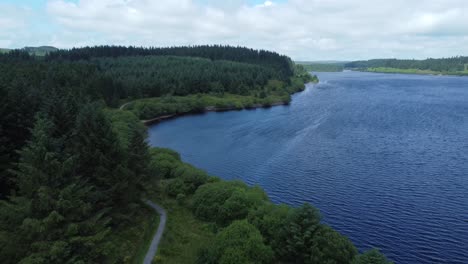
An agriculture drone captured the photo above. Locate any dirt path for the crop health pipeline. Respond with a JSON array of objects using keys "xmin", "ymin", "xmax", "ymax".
[{"xmin": 143, "ymin": 200, "xmax": 167, "ymax": 264}]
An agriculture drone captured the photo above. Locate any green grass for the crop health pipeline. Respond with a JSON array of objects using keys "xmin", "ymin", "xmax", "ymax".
[
  {"xmin": 104, "ymin": 203, "xmax": 160, "ymax": 264},
  {"xmin": 150, "ymin": 194, "xmax": 215, "ymax": 264}
]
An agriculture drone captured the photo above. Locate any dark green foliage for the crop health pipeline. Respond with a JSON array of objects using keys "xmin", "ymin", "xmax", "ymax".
[
  {"xmin": 275, "ymin": 203, "xmax": 322, "ymax": 262},
  {"xmin": 0, "ymin": 94, "xmax": 151, "ymax": 263},
  {"xmin": 247, "ymin": 203, "xmax": 291, "ymax": 247},
  {"xmin": 94, "ymin": 55, "xmax": 279, "ymax": 98},
  {"xmin": 196, "ymin": 220, "xmax": 273, "ymax": 264},
  {"xmin": 352, "ymin": 249, "xmax": 393, "ymax": 264},
  {"xmin": 73, "ymin": 104, "xmax": 148, "ymax": 215},
  {"xmin": 298, "ymin": 62, "xmax": 345, "ymax": 72},
  {"xmin": 0, "ymin": 117, "xmax": 110, "ymax": 263},
  {"xmin": 310, "ymin": 225, "xmax": 358, "ymax": 264}
]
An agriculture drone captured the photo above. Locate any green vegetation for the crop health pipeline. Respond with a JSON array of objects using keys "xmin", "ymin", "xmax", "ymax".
[
  {"xmin": 127, "ymin": 81, "xmax": 308, "ymax": 120},
  {"xmin": 150, "ymin": 195, "xmax": 215, "ymax": 264},
  {"xmin": 0, "ymin": 48, "xmax": 10, "ymax": 54},
  {"xmin": 104, "ymin": 205, "xmax": 159, "ymax": 264},
  {"xmin": 0, "ymin": 45, "xmax": 389, "ymax": 263},
  {"xmin": 297, "ymin": 62, "xmax": 345, "ymax": 72},
  {"xmin": 346, "ymin": 57, "xmax": 468, "ymax": 75}
]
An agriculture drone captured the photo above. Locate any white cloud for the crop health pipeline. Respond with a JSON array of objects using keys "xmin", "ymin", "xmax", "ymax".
[{"xmin": 5, "ymin": 0, "xmax": 468, "ymax": 60}]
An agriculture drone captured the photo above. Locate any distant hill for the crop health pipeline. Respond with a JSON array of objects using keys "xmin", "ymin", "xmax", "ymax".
[
  {"xmin": 0, "ymin": 46, "xmax": 58, "ymax": 56},
  {"xmin": 345, "ymin": 57, "xmax": 468, "ymax": 75},
  {"xmin": 296, "ymin": 60, "xmax": 349, "ymax": 65},
  {"xmin": 23, "ymin": 46, "xmax": 58, "ymax": 56}
]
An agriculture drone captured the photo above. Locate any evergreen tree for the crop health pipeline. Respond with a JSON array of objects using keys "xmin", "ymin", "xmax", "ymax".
[{"xmin": 0, "ymin": 117, "xmax": 110, "ymax": 263}]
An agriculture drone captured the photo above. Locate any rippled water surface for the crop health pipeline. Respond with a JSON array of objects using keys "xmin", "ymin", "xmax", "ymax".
[{"xmin": 148, "ymin": 71, "xmax": 468, "ymax": 264}]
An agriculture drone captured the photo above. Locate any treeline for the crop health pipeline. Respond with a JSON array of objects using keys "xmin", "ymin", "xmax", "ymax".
[
  {"xmin": 346, "ymin": 57, "xmax": 468, "ymax": 73},
  {"xmin": 0, "ymin": 47, "xmax": 305, "ymax": 109},
  {"xmin": 46, "ymin": 45, "xmax": 294, "ymax": 80},
  {"xmin": 298, "ymin": 62, "xmax": 344, "ymax": 72},
  {"xmin": 153, "ymin": 147, "xmax": 393, "ymax": 264}
]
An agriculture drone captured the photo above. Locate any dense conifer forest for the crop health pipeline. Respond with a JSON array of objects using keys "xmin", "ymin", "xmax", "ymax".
[{"xmin": 0, "ymin": 46, "xmax": 390, "ymax": 263}]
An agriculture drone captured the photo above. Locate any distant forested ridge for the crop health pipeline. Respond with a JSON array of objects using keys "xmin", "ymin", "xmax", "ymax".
[
  {"xmin": 0, "ymin": 45, "xmax": 390, "ymax": 263},
  {"xmin": 345, "ymin": 57, "xmax": 468, "ymax": 75},
  {"xmin": 297, "ymin": 62, "xmax": 345, "ymax": 72},
  {"xmin": 0, "ymin": 46, "xmax": 58, "ymax": 56}
]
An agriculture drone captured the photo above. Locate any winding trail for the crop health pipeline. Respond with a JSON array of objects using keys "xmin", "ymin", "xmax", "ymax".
[
  {"xmin": 143, "ymin": 200, "xmax": 167, "ymax": 264},
  {"xmin": 119, "ymin": 102, "xmax": 131, "ymax": 110}
]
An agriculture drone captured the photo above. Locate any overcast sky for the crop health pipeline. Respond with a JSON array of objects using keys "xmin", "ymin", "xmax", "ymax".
[{"xmin": 2, "ymin": 0, "xmax": 468, "ymax": 60}]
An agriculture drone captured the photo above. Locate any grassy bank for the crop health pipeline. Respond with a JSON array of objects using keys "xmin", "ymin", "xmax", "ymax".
[
  {"xmin": 149, "ymin": 195, "xmax": 215, "ymax": 264},
  {"xmin": 104, "ymin": 203, "xmax": 160, "ymax": 264},
  {"xmin": 126, "ymin": 93, "xmax": 289, "ymax": 121}
]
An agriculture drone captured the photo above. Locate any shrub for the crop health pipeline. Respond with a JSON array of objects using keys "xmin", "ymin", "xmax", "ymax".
[{"xmin": 196, "ymin": 220, "xmax": 273, "ymax": 264}]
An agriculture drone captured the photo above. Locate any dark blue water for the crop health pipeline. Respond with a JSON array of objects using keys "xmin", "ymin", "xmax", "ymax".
[{"xmin": 148, "ymin": 71, "xmax": 468, "ymax": 264}]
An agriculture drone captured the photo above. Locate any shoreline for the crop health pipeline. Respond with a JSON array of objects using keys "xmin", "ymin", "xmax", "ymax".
[{"xmin": 142, "ymin": 101, "xmax": 288, "ymax": 126}]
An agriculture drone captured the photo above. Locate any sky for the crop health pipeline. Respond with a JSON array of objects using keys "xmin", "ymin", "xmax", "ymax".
[{"xmin": 2, "ymin": 0, "xmax": 468, "ymax": 60}]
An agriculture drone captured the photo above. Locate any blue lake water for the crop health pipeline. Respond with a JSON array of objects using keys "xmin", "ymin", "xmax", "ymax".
[{"xmin": 148, "ymin": 71, "xmax": 468, "ymax": 264}]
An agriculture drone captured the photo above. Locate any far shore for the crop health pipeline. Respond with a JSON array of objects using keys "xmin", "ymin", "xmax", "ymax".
[{"xmin": 351, "ymin": 67, "xmax": 468, "ymax": 76}]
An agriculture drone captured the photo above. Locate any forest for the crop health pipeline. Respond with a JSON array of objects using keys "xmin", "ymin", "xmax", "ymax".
[
  {"xmin": 0, "ymin": 46, "xmax": 390, "ymax": 263},
  {"xmin": 345, "ymin": 57, "xmax": 468, "ymax": 74}
]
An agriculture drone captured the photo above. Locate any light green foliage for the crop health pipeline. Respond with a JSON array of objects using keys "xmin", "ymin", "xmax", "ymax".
[
  {"xmin": 352, "ymin": 249, "xmax": 393, "ymax": 264},
  {"xmin": 129, "ymin": 92, "xmax": 290, "ymax": 120},
  {"xmin": 192, "ymin": 181, "xmax": 268, "ymax": 226},
  {"xmin": 149, "ymin": 148, "xmax": 210, "ymax": 197},
  {"xmin": 105, "ymin": 109, "xmax": 146, "ymax": 149},
  {"xmin": 196, "ymin": 220, "xmax": 273, "ymax": 264}
]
